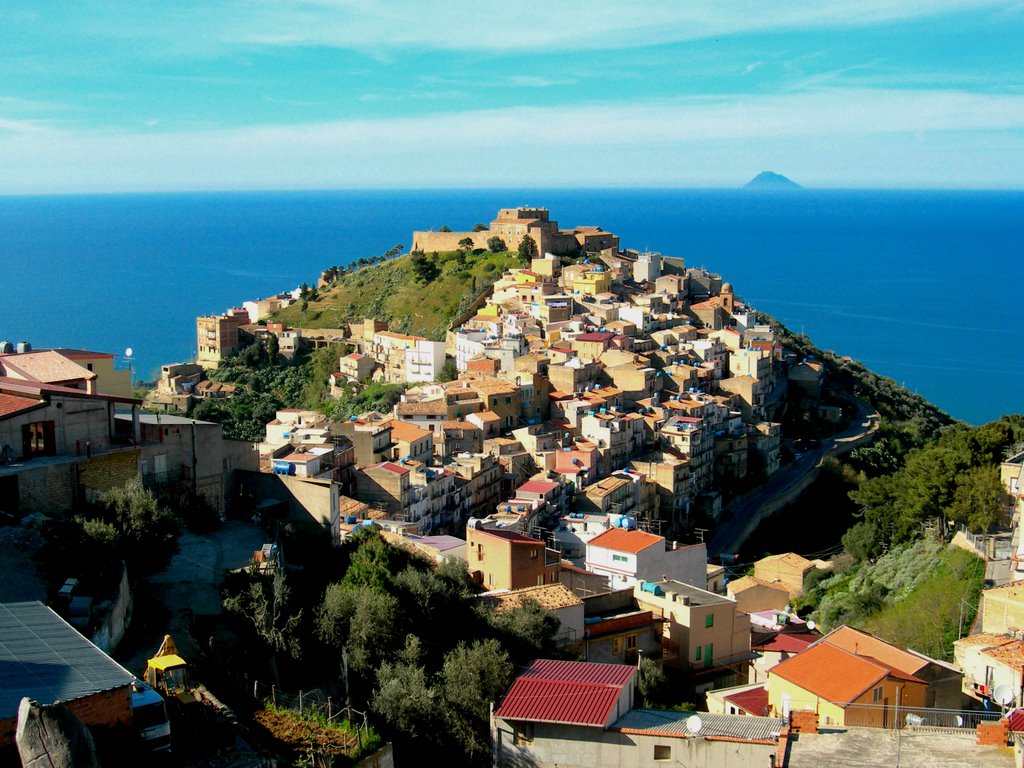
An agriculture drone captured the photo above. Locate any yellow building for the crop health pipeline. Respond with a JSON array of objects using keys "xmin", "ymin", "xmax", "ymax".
[
  {"xmin": 570, "ymin": 268, "xmax": 612, "ymax": 297},
  {"xmin": 767, "ymin": 641, "xmax": 927, "ymax": 727}
]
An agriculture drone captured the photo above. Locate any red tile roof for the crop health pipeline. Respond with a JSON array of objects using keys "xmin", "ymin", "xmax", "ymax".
[
  {"xmin": 0, "ymin": 393, "xmax": 45, "ymax": 419},
  {"xmin": 494, "ymin": 660, "xmax": 636, "ymax": 727},
  {"xmin": 821, "ymin": 626, "xmax": 927, "ymax": 676},
  {"xmin": 587, "ymin": 527, "xmax": 662, "ymax": 554},
  {"xmin": 723, "ymin": 686, "xmax": 769, "ymax": 716},
  {"xmin": 366, "ymin": 461, "xmax": 410, "ymax": 476}
]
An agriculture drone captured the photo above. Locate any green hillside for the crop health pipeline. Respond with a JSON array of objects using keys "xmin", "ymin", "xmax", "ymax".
[{"xmin": 271, "ymin": 248, "xmax": 522, "ymax": 340}]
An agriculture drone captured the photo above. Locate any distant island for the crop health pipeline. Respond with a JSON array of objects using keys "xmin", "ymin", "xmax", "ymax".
[{"xmin": 744, "ymin": 171, "xmax": 802, "ymax": 189}]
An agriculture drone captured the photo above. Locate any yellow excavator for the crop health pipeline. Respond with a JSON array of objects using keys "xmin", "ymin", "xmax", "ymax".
[{"xmin": 144, "ymin": 634, "xmax": 197, "ymax": 706}]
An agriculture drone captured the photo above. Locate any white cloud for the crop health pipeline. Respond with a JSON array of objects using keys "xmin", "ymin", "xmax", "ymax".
[
  {"xmin": 2, "ymin": 88, "xmax": 1023, "ymax": 192},
  {"xmin": 222, "ymin": 1, "xmax": 1010, "ymax": 53}
]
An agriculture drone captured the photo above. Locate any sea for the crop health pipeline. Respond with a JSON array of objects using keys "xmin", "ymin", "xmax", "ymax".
[{"xmin": 2, "ymin": 189, "xmax": 1021, "ymax": 426}]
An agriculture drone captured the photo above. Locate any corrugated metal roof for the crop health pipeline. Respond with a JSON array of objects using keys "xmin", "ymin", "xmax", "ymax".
[
  {"xmin": 613, "ymin": 709, "xmax": 784, "ymax": 742},
  {"xmin": 493, "ymin": 660, "xmax": 635, "ymax": 727},
  {"xmin": 0, "ymin": 602, "xmax": 135, "ymax": 719}
]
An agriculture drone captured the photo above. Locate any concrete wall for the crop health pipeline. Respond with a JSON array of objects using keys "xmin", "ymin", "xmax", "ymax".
[
  {"xmin": 492, "ymin": 718, "xmax": 775, "ymax": 768},
  {"xmin": 237, "ymin": 470, "xmax": 339, "ymax": 530},
  {"xmin": 91, "ymin": 563, "xmax": 132, "ymax": 654}
]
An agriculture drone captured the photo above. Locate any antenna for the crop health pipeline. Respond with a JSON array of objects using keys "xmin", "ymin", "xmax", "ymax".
[
  {"xmin": 124, "ymin": 347, "xmax": 135, "ymax": 387},
  {"xmin": 685, "ymin": 715, "xmax": 703, "ymax": 734}
]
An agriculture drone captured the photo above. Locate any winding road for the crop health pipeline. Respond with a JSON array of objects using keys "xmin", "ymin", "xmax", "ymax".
[{"xmin": 708, "ymin": 394, "xmax": 880, "ymax": 557}]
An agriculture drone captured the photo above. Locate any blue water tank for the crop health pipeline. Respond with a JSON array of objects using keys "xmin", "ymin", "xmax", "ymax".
[
  {"xmin": 345, "ymin": 515, "xmax": 357, "ymax": 524},
  {"xmin": 641, "ymin": 582, "xmax": 663, "ymax": 596},
  {"xmin": 273, "ymin": 461, "xmax": 295, "ymax": 476}
]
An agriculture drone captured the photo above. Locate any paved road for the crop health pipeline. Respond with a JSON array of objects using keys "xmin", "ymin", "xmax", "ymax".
[{"xmin": 708, "ymin": 395, "xmax": 880, "ymax": 557}]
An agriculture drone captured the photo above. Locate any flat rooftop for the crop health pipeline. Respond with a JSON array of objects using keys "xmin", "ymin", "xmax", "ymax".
[{"xmin": 785, "ymin": 727, "xmax": 1013, "ymax": 767}]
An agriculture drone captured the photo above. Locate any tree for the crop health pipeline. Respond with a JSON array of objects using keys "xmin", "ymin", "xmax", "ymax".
[
  {"xmin": 223, "ymin": 570, "xmax": 303, "ymax": 684},
  {"xmin": 948, "ymin": 465, "xmax": 1003, "ymax": 532},
  {"xmin": 409, "ymin": 251, "xmax": 439, "ymax": 283},
  {"xmin": 471, "ymin": 223, "xmax": 487, "ymax": 232},
  {"xmin": 437, "ymin": 360, "xmax": 457, "ymax": 382},
  {"xmin": 457, "ymin": 237, "xmax": 474, "ymax": 252},
  {"xmin": 266, "ymin": 333, "xmax": 279, "ymax": 363},
  {"xmin": 439, "ymin": 640, "xmax": 513, "ymax": 759},
  {"xmin": 438, "ymin": 225, "xmax": 451, "ymax": 232},
  {"xmin": 517, "ymin": 234, "xmax": 538, "ymax": 263},
  {"xmin": 317, "ymin": 583, "xmax": 401, "ymax": 674},
  {"xmin": 842, "ymin": 520, "xmax": 880, "ymax": 562},
  {"xmin": 91, "ymin": 476, "xmax": 178, "ymax": 572},
  {"xmin": 486, "ymin": 235, "xmax": 507, "ymax": 253}
]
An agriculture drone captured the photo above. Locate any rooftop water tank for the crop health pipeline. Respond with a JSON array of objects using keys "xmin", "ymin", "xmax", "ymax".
[
  {"xmin": 16, "ymin": 341, "xmax": 31, "ymax": 354},
  {"xmin": 0, "ymin": 341, "xmax": 12, "ymax": 354}
]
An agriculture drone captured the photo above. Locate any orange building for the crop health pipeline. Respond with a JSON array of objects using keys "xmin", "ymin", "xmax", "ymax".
[{"xmin": 466, "ymin": 525, "xmax": 560, "ymax": 591}]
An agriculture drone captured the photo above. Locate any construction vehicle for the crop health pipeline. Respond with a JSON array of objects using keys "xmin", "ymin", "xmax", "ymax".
[{"xmin": 144, "ymin": 634, "xmax": 197, "ymax": 707}]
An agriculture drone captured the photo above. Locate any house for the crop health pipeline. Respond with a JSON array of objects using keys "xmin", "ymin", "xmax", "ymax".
[
  {"xmin": 584, "ymin": 527, "xmax": 707, "ymax": 590},
  {"xmin": 466, "ymin": 524, "xmax": 560, "ymax": 591},
  {"xmin": 954, "ymin": 633, "xmax": 1024, "ymax": 707},
  {"xmin": 633, "ymin": 579, "xmax": 753, "ymax": 689},
  {"xmin": 196, "ymin": 310, "xmax": 249, "ymax": 369},
  {"xmin": 821, "ymin": 626, "xmax": 964, "ymax": 709},
  {"xmin": 114, "ymin": 412, "xmax": 258, "ymax": 516},
  {"xmin": 977, "ymin": 582, "xmax": 1024, "ymax": 636},
  {"xmin": 0, "ymin": 601, "xmax": 137, "ymax": 748},
  {"xmin": 706, "ymin": 681, "xmax": 770, "ymax": 717},
  {"xmin": 0, "ymin": 376, "xmax": 142, "ymax": 516},
  {"xmin": 354, "ymin": 461, "xmax": 411, "ymax": 517},
  {"xmin": 581, "ymin": 589, "xmax": 665, "ymax": 665},
  {"xmin": 766, "ymin": 640, "xmax": 928, "ymax": 727},
  {"xmin": 752, "ymin": 552, "xmax": 816, "ymax": 599},
  {"xmin": 491, "ymin": 659, "xmax": 783, "ymax": 768},
  {"xmin": 479, "ymin": 584, "xmax": 584, "ymax": 646},
  {"xmin": 382, "ymin": 419, "xmax": 433, "ymax": 465},
  {"xmin": 727, "ymin": 575, "xmax": 792, "ymax": 615},
  {"xmin": 750, "ymin": 630, "xmax": 820, "ymax": 685}
]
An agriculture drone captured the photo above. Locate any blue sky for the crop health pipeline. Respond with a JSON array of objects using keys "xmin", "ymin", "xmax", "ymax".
[{"xmin": 1, "ymin": 1, "xmax": 1022, "ymax": 192}]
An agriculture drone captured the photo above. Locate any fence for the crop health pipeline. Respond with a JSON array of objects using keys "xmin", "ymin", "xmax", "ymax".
[
  {"xmin": 786, "ymin": 699, "xmax": 1004, "ymax": 731},
  {"xmin": 252, "ymin": 680, "xmax": 373, "ymax": 765}
]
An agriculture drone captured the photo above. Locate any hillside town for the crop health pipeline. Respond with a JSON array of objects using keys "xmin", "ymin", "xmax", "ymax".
[{"xmin": 1, "ymin": 207, "xmax": 1023, "ymax": 767}]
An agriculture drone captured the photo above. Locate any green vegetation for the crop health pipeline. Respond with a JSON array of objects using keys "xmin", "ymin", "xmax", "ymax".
[
  {"xmin": 270, "ymin": 248, "xmax": 522, "ymax": 341},
  {"xmin": 800, "ymin": 540, "xmax": 983, "ymax": 660},
  {"xmin": 849, "ymin": 416, "xmax": 1024, "ymax": 549},
  {"xmin": 190, "ymin": 343, "xmax": 405, "ymax": 438}
]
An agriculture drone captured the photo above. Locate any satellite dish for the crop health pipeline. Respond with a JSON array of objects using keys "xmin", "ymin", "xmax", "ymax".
[
  {"xmin": 993, "ymin": 684, "xmax": 1015, "ymax": 707},
  {"xmin": 125, "ymin": 347, "xmax": 133, "ymax": 358},
  {"xmin": 685, "ymin": 715, "xmax": 703, "ymax": 734},
  {"xmin": 806, "ymin": 620, "xmax": 816, "ymax": 631}
]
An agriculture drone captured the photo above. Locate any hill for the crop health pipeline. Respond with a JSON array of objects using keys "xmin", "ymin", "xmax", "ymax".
[
  {"xmin": 744, "ymin": 171, "xmax": 802, "ymax": 189},
  {"xmin": 271, "ymin": 248, "xmax": 522, "ymax": 341}
]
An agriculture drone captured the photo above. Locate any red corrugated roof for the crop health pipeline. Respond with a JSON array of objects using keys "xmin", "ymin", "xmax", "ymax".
[
  {"xmin": 723, "ymin": 686, "xmax": 769, "ymax": 716},
  {"xmin": 494, "ymin": 660, "xmax": 635, "ymax": 727},
  {"xmin": 752, "ymin": 632, "xmax": 820, "ymax": 654}
]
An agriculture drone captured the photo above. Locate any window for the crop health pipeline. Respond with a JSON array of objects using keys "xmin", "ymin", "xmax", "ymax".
[
  {"xmin": 488, "ymin": 574, "xmax": 495, "ymax": 587},
  {"xmin": 872, "ymin": 686, "xmax": 883, "ymax": 703},
  {"xmin": 705, "ymin": 613, "xmax": 714, "ymax": 628},
  {"xmin": 530, "ymin": 549, "xmax": 538, "ymax": 559},
  {"xmin": 695, "ymin": 646, "xmax": 702, "ymax": 662},
  {"xmin": 626, "ymin": 634, "xmax": 637, "ymax": 651},
  {"xmin": 612, "ymin": 637, "xmax": 624, "ymax": 655},
  {"xmin": 612, "ymin": 554, "xmax": 628, "ymax": 563},
  {"xmin": 22, "ymin": 421, "xmax": 55, "ymax": 458},
  {"xmin": 654, "ymin": 745, "xmax": 671, "ymax": 761},
  {"xmin": 514, "ymin": 724, "xmax": 533, "ymax": 745}
]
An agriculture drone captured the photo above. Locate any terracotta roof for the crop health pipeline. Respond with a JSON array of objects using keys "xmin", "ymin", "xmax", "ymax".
[
  {"xmin": 575, "ymin": 332, "xmax": 615, "ymax": 343},
  {"xmin": 587, "ymin": 528, "xmax": 662, "ymax": 554},
  {"xmin": 723, "ymin": 686, "xmax": 769, "ymax": 716},
  {"xmin": 485, "ymin": 584, "xmax": 583, "ymax": 613},
  {"xmin": 983, "ymin": 640, "xmax": 1024, "ymax": 671},
  {"xmin": 769, "ymin": 642, "xmax": 923, "ymax": 707},
  {"xmin": 727, "ymin": 575, "xmax": 790, "ymax": 595},
  {"xmin": 517, "ymin": 480, "xmax": 559, "ymax": 495},
  {"xmin": 757, "ymin": 552, "xmax": 815, "ymax": 571},
  {"xmin": 0, "ymin": 351, "xmax": 96, "ymax": 383},
  {"xmin": 382, "ymin": 419, "xmax": 431, "ymax": 443},
  {"xmin": 494, "ymin": 660, "xmax": 636, "ymax": 727},
  {"xmin": 395, "ymin": 400, "xmax": 447, "ymax": 415},
  {"xmin": 0, "ymin": 393, "xmax": 45, "ymax": 419},
  {"xmin": 822, "ymin": 626, "xmax": 928, "ymax": 676},
  {"xmin": 471, "ymin": 410, "xmax": 501, "ymax": 422}
]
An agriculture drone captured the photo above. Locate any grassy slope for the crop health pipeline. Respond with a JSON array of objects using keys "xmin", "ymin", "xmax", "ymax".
[{"xmin": 272, "ymin": 249, "xmax": 521, "ymax": 341}]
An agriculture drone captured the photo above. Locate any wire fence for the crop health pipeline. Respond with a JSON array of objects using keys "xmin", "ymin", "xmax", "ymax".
[{"xmin": 252, "ymin": 680, "xmax": 374, "ymax": 766}]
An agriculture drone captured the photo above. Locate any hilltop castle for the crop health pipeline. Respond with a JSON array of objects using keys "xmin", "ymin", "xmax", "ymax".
[{"xmin": 411, "ymin": 207, "xmax": 620, "ymax": 257}]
